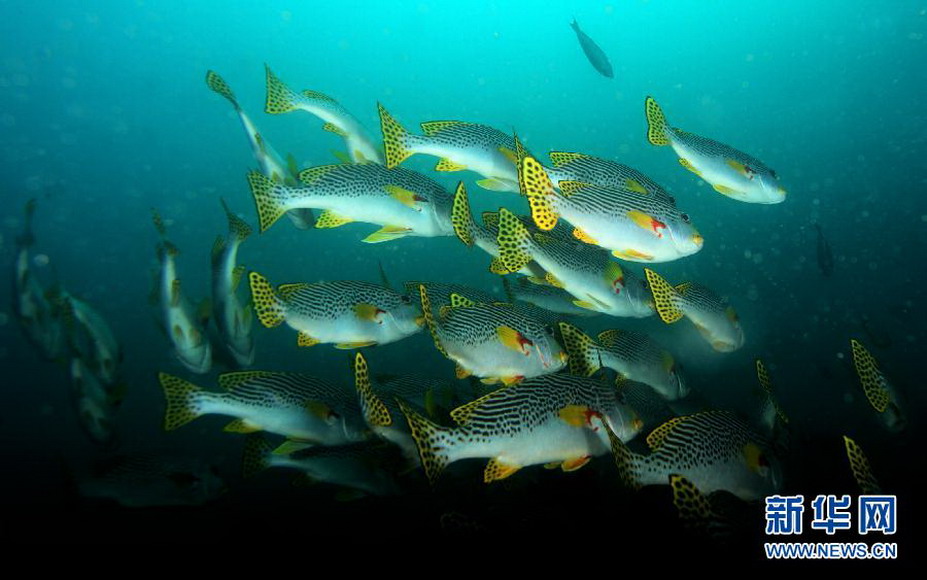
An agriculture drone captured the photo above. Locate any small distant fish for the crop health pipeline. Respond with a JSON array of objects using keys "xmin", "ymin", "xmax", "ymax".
[
  {"xmin": 13, "ymin": 200, "xmax": 64, "ymax": 360},
  {"xmin": 502, "ymin": 276, "xmax": 600, "ymax": 318},
  {"xmin": 645, "ymin": 96, "xmax": 786, "ymax": 204},
  {"xmin": 418, "ymin": 284, "xmax": 567, "ymax": 385},
  {"xmin": 205, "ymin": 70, "xmax": 315, "ymax": 230},
  {"xmin": 247, "ymin": 163, "xmax": 454, "ymax": 243},
  {"xmin": 158, "ymin": 370, "xmax": 367, "ymax": 444},
  {"xmin": 378, "ymin": 104, "xmax": 520, "ymax": 192},
  {"xmin": 569, "ymin": 19, "xmax": 613, "ymax": 79},
  {"xmin": 842, "ymin": 435, "xmax": 882, "ymax": 494},
  {"xmin": 599, "ymin": 410, "xmax": 783, "ymax": 501},
  {"xmin": 79, "ymin": 453, "xmax": 225, "ymax": 508},
  {"xmin": 645, "ymin": 268, "xmax": 744, "ymax": 352},
  {"xmin": 399, "ymin": 372, "xmax": 643, "ymax": 484},
  {"xmin": 514, "ymin": 137, "xmax": 703, "ymax": 263},
  {"xmin": 55, "ymin": 291, "xmax": 122, "ymax": 385},
  {"xmin": 264, "ymin": 64, "xmax": 383, "ymax": 164},
  {"xmin": 243, "ymin": 435, "xmax": 401, "ymax": 497},
  {"xmin": 813, "ymin": 223, "xmax": 833, "ymax": 277},
  {"xmin": 211, "ymin": 200, "xmax": 255, "ymax": 366},
  {"xmin": 495, "ymin": 207, "xmax": 655, "ymax": 318},
  {"xmin": 849, "ymin": 339, "xmax": 906, "ymax": 432},
  {"xmin": 152, "ymin": 210, "xmax": 212, "ymax": 374},
  {"xmin": 248, "ymin": 272, "xmax": 423, "ymax": 350},
  {"xmin": 755, "ymin": 359, "xmax": 789, "ymax": 454},
  {"xmin": 560, "ymin": 325, "xmax": 689, "ymax": 401},
  {"xmin": 70, "ymin": 358, "xmax": 120, "ymax": 447}
]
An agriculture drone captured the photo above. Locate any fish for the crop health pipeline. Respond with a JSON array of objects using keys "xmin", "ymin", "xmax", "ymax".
[
  {"xmin": 205, "ymin": 70, "xmax": 316, "ymax": 230},
  {"xmin": 248, "ymin": 271, "xmax": 423, "ymax": 349},
  {"xmin": 755, "ymin": 359, "xmax": 789, "ymax": 452},
  {"xmin": 78, "ymin": 453, "xmax": 225, "ymax": 508},
  {"xmin": 70, "ymin": 358, "xmax": 119, "ymax": 447},
  {"xmin": 378, "ymin": 103, "xmax": 520, "ymax": 192},
  {"xmin": 644, "ymin": 268, "xmax": 744, "ymax": 352},
  {"xmin": 560, "ymin": 325, "xmax": 689, "ymax": 401},
  {"xmin": 849, "ymin": 339, "xmax": 906, "ymax": 432},
  {"xmin": 544, "ymin": 151, "xmax": 670, "ymax": 197},
  {"xmin": 449, "ymin": 181, "xmax": 548, "ymax": 278},
  {"xmin": 264, "ymin": 64, "xmax": 383, "ymax": 164},
  {"xmin": 495, "ymin": 207, "xmax": 655, "ymax": 318},
  {"xmin": 514, "ymin": 137, "xmax": 703, "ymax": 263},
  {"xmin": 211, "ymin": 200, "xmax": 255, "ymax": 366},
  {"xmin": 813, "ymin": 223, "xmax": 833, "ymax": 277},
  {"xmin": 55, "ymin": 291, "xmax": 121, "ymax": 385},
  {"xmin": 599, "ymin": 410, "xmax": 783, "ymax": 501},
  {"xmin": 246, "ymin": 163, "xmax": 454, "ymax": 243},
  {"xmin": 399, "ymin": 372, "xmax": 643, "ymax": 484},
  {"xmin": 842, "ymin": 435, "xmax": 882, "ymax": 494},
  {"xmin": 406, "ymin": 279, "xmax": 564, "ymax": 328},
  {"xmin": 569, "ymin": 19, "xmax": 613, "ymax": 78},
  {"xmin": 645, "ymin": 96, "xmax": 786, "ymax": 204},
  {"xmin": 12, "ymin": 200, "xmax": 64, "ymax": 360},
  {"xmin": 152, "ymin": 210, "xmax": 212, "ymax": 374},
  {"xmin": 158, "ymin": 371, "xmax": 367, "ymax": 444},
  {"xmin": 243, "ymin": 435, "xmax": 402, "ymax": 498},
  {"xmin": 502, "ymin": 276, "xmax": 601, "ymax": 318},
  {"xmin": 418, "ymin": 284, "xmax": 567, "ymax": 385}
]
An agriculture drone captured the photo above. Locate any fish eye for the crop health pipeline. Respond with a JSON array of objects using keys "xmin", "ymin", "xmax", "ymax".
[
  {"xmin": 400, "ymin": 295, "xmax": 411, "ymax": 304},
  {"xmin": 745, "ymin": 166, "xmax": 755, "ymax": 180},
  {"xmin": 544, "ymin": 325, "xmax": 554, "ymax": 336},
  {"xmin": 770, "ymin": 169, "xmax": 778, "ymax": 180},
  {"xmin": 681, "ymin": 213, "xmax": 690, "ymax": 223},
  {"xmin": 668, "ymin": 196, "xmax": 676, "ymax": 204}
]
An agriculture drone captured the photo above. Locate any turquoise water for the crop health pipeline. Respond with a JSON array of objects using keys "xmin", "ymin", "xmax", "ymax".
[{"xmin": 0, "ymin": 1, "xmax": 923, "ymax": 555}]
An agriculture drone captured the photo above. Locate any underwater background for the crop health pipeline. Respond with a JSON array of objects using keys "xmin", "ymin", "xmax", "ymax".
[{"xmin": 0, "ymin": 0, "xmax": 923, "ymax": 557}]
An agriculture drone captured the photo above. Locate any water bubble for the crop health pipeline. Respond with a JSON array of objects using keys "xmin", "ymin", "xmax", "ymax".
[
  {"xmin": 836, "ymin": 352, "xmax": 845, "ymax": 360},
  {"xmin": 744, "ymin": 249, "xmax": 752, "ymax": 259},
  {"xmin": 752, "ymin": 253, "xmax": 763, "ymax": 264},
  {"xmin": 33, "ymin": 254, "xmax": 50, "ymax": 267}
]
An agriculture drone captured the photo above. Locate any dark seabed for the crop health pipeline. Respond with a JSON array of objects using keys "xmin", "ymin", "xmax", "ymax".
[{"xmin": 0, "ymin": 1, "xmax": 923, "ymax": 563}]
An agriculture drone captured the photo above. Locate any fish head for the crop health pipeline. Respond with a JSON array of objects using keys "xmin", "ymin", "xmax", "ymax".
[
  {"xmin": 531, "ymin": 323, "xmax": 568, "ymax": 370},
  {"xmin": 751, "ymin": 169, "xmax": 787, "ymax": 204},
  {"xmin": 740, "ymin": 441, "xmax": 784, "ymax": 499},
  {"xmin": 600, "ymin": 402, "xmax": 644, "ymax": 442},
  {"xmin": 664, "ymin": 209, "xmax": 704, "ymax": 257},
  {"xmin": 387, "ymin": 294, "xmax": 427, "ymax": 334}
]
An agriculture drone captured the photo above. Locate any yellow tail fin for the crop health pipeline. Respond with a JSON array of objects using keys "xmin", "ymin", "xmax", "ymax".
[
  {"xmin": 247, "ymin": 170, "xmax": 287, "ymax": 233},
  {"xmin": 354, "ymin": 352, "xmax": 392, "ymax": 428},
  {"xmin": 248, "ymin": 271, "xmax": 286, "ymax": 328},
  {"xmin": 397, "ymin": 398, "xmax": 451, "ymax": 485},
  {"xmin": 558, "ymin": 322, "xmax": 599, "ymax": 377},
  {"xmin": 264, "ymin": 64, "xmax": 300, "ymax": 114},
  {"xmin": 418, "ymin": 284, "xmax": 447, "ymax": 357},
  {"xmin": 378, "ymin": 103, "xmax": 413, "ymax": 168},
  {"xmin": 514, "ymin": 134, "xmax": 558, "ymax": 231},
  {"xmin": 220, "ymin": 198, "xmax": 252, "ymax": 242},
  {"xmin": 843, "ymin": 435, "xmax": 882, "ymax": 495},
  {"xmin": 205, "ymin": 70, "xmax": 239, "ymax": 109},
  {"xmin": 158, "ymin": 372, "xmax": 204, "ymax": 431},
  {"xmin": 600, "ymin": 416, "xmax": 640, "ymax": 490},
  {"xmin": 241, "ymin": 434, "xmax": 275, "ymax": 479},
  {"xmin": 850, "ymin": 339, "xmax": 891, "ymax": 413},
  {"xmin": 670, "ymin": 474, "xmax": 713, "ymax": 527},
  {"xmin": 644, "ymin": 96, "xmax": 670, "ymax": 146},
  {"xmin": 451, "ymin": 181, "xmax": 475, "ymax": 247},
  {"xmin": 644, "ymin": 268, "xmax": 684, "ymax": 324},
  {"xmin": 496, "ymin": 208, "xmax": 533, "ymax": 274}
]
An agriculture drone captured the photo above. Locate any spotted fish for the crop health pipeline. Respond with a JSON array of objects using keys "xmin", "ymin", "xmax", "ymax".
[
  {"xmin": 755, "ymin": 359, "xmax": 789, "ymax": 451},
  {"xmin": 55, "ymin": 290, "xmax": 121, "ymax": 385},
  {"xmin": 515, "ymin": 137, "xmax": 703, "ymax": 262},
  {"xmin": 211, "ymin": 200, "xmax": 255, "ymax": 367},
  {"xmin": 495, "ymin": 207, "xmax": 654, "ymax": 318},
  {"xmin": 850, "ymin": 339, "xmax": 906, "ymax": 433},
  {"xmin": 560, "ymin": 325, "xmax": 689, "ymax": 401},
  {"xmin": 249, "ymin": 272, "xmax": 423, "ymax": 350},
  {"xmin": 159, "ymin": 370, "xmax": 367, "ymax": 444},
  {"xmin": 399, "ymin": 373, "xmax": 643, "ymax": 484},
  {"xmin": 644, "ymin": 268, "xmax": 744, "ymax": 352},
  {"xmin": 264, "ymin": 64, "xmax": 382, "ymax": 164},
  {"xmin": 205, "ymin": 70, "xmax": 315, "ymax": 230},
  {"xmin": 645, "ymin": 96, "xmax": 786, "ymax": 204},
  {"xmin": 502, "ymin": 276, "xmax": 600, "ymax": 318},
  {"xmin": 152, "ymin": 210, "xmax": 212, "ymax": 374},
  {"xmin": 418, "ymin": 284, "xmax": 567, "ymax": 385},
  {"xmin": 247, "ymin": 163, "xmax": 454, "ymax": 243},
  {"xmin": 599, "ymin": 410, "xmax": 783, "ymax": 501},
  {"xmin": 378, "ymin": 103, "xmax": 520, "ymax": 192},
  {"xmin": 545, "ymin": 151, "xmax": 670, "ymax": 198}
]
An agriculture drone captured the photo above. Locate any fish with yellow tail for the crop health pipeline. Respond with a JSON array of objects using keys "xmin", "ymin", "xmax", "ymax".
[
  {"xmin": 598, "ymin": 409, "xmax": 783, "ymax": 501},
  {"xmin": 644, "ymin": 96, "xmax": 786, "ymax": 204},
  {"xmin": 211, "ymin": 200, "xmax": 255, "ymax": 366},
  {"xmin": 644, "ymin": 268, "xmax": 744, "ymax": 352},
  {"xmin": 418, "ymin": 284, "xmax": 567, "ymax": 385},
  {"xmin": 398, "ymin": 373, "xmax": 642, "ymax": 484},
  {"xmin": 850, "ymin": 339, "xmax": 906, "ymax": 432},
  {"xmin": 514, "ymin": 136, "xmax": 703, "ymax": 263},
  {"xmin": 560, "ymin": 324, "xmax": 688, "ymax": 401},
  {"xmin": 842, "ymin": 435, "xmax": 882, "ymax": 495},
  {"xmin": 264, "ymin": 64, "xmax": 382, "ymax": 164},
  {"xmin": 205, "ymin": 70, "xmax": 315, "ymax": 229},
  {"xmin": 248, "ymin": 271, "xmax": 423, "ymax": 350},
  {"xmin": 495, "ymin": 207, "xmax": 654, "ymax": 318},
  {"xmin": 378, "ymin": 103, "xmax": 521, "ymax": 192},
  {"xmin": 152, "ymin": 210, "xmax": 212, "ymax": 374},
  {"xmin": 246, "ymin": 163, "xmax": 454, "ymax": 243},
  {"xmin": 158, "ymin": 371, "xmax": 367, "ymax": 444}
]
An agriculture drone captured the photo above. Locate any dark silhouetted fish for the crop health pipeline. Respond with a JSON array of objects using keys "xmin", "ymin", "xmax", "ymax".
[
  {"xmin": 570, "ymin": 19, "xmax": 613, "ymax": 79},
  {"xmin": 813, "ymin": 223, "xmax": 833, "ymax": 277}
]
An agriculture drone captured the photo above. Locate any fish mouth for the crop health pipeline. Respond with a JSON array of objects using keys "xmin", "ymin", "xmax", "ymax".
[{"xmin": 691, "ymin": 233, "xmax": 704, "ymax": 248}]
